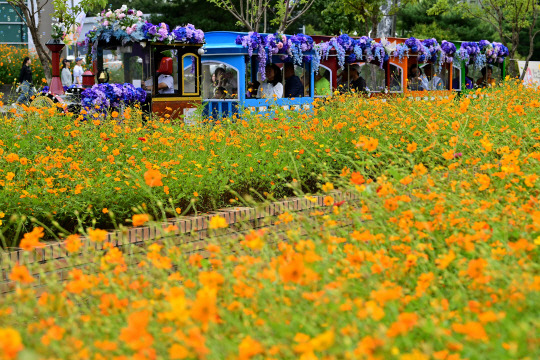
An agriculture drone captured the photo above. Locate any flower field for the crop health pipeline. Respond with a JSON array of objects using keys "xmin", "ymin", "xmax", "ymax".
[
  {"xmin": 0, "ymin": 45, "xmax": 45, "ymax": 86},
  {"xmin": 1, "ymin": 81, "xmax": 540, "ymax": 359}
]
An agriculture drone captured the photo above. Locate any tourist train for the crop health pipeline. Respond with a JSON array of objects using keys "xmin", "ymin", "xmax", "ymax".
[{"xmin": 34, "ymin": 7, "xmax": 509, "ymax": 120}]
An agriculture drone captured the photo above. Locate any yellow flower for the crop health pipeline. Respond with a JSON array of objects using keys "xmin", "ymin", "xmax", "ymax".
[
  {"xmin": 209, "ymin": 215, "xmax": 227, "ymax": 229},
  {"xmin": 88, "ymin": 228, "xmax": 108, "ymax": 242},
  {"xmin": 0, "ymin": 327, "xmax": 23, "ymax": 359},
  {"xmin": 322, "ymin": 182, "xmax": 334, "ymax": 192}
]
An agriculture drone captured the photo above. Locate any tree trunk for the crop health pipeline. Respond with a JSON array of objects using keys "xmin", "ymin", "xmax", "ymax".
[
  {"xmin": 29, "ymin": 27, "xmax": 52, "ymax": 81},
  {"xmin": 506, "ymin": 33, "xmax": 521, "ymax": 78}
]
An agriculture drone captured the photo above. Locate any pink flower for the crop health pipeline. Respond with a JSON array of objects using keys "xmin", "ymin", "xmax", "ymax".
[
  {"xmin": 105, "ymin": 11, "xmax": 112, "ymax": 17},
  {"xmin": 277, "ymin": 43, "xmax": 283, "ymax": 49},
  {"xmin": 126, "ymin": 27, "xmax": 133, "ymax": 34},
  {"xmin": 118, "ymin": 13, "xmax": 126, "ymax": 19},
  {"xmin": 103, "ymin": 20, "xmax": 109, "ymax": 26},
  {"xmin": 453, "ymin": 153, "xmax": 463, "ymax": 158},
  {"xmin": 137, "ymin": 11, "xmax": 143, "ymax": 17}
]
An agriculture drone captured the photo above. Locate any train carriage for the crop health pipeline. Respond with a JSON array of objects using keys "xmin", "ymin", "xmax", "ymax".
[{"xmin": 201, "ymin": 31, "xmax": 316, "ymax": 120}]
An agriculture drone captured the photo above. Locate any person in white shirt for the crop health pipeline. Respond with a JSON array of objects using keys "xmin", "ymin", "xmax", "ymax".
[
  {"xmin": 73, "ymin": 57, "xmax": 84, "ymax": 87},
  {"xmin": 143, "ymin": 57, "xmax": 175, "ymax": 94},
  {"xmin": 61, "ymin": 59, "xmax": 72, "ymax": 87},
  {"xmin": 259, "ymin": 64, "xmax": 283, "ymax": 99},
  {"xmin": 423, "ymin": 65, "xmax": 445, "ymax": 90}
]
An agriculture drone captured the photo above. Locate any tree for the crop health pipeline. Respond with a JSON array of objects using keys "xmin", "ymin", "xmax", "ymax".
[
  {"xmin": 397, "ymin": 0, "xmax": 497, "ymax": 40},
  {"xmin": 7, "ymin": 0, "xmax": 54, "ymax": 80},
  {"xmin": 204, "ymin": 0, "xmax": 316, "ymax": 33},
  {"xmin": 7, "ymin": 0, "xmax": 106, "ymax": 81},
  {"xmin": 428, "ymin": 0, "xmax": 540, "ymax": 79},
  {"xmin": 339, "ymin": 0, "xmax": 386, "ymax": 36}
]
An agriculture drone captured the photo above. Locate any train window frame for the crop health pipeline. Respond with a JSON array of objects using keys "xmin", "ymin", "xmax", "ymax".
[
  {"xmin": 314, "ymin": 65, "xmax": 332, "ymax": 97},
  {"xmin": 452, "ymin": 64, "xmax": 462, "ymax": 91},
  {"xmin": 358, "ymin": 62, "xmax": 386, "ymax": 93},
  {"xmin": 389, "ymin": 64, "xmax": 404, "ymax": 93},
  {"xmin": 201, "ymin": 61, "xmax": 240, "ymax": 101},
  {"xmin": 181, "ymin": 53, "xmax": 200, "ymax": 96}
]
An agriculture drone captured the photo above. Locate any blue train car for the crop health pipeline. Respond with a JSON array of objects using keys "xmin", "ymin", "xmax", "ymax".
[{"xmin": 200, "ymin": 31, "xmax": 315, "ymax": 120}]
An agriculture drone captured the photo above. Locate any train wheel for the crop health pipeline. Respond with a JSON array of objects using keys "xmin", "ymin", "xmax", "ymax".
[{"xmin": 30, "ymin": 95, "xmax": 55, "ymax": 108}]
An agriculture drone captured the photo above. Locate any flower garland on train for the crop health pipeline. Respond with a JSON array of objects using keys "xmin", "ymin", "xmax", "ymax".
[
  {"xmin": 314, "ymin": 34, "xmax": 388, "ymax": 70},
  {"xmin": 456, "ymin": 40, "xmax": 508, "ymax": 69},
  {"xmin": 235, "ymin": 32, "xmax": 314, "ymax": 81},
  {"xmin": 389, "ymin": 37, "xmax": 507, "ymax": 70},
  {"xmin": 84, "ymin": 6, "xmax": 205, "ymax": 45},
  {"xmin": 81, "ymin": 83, "xmax": 146, "ymax": 112}
]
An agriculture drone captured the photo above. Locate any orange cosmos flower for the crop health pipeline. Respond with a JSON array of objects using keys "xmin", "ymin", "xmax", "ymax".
[
  {"xmin": 364, "ymin": 137, "xmax": 379, "ymax": 152},
  {"xmin": 466, "ymin": 258, "xmax": 488, "ymax": 279},
  {"xmin": 350, "ymin": 172, "xmax": 365, "ymax": 185},
  {"xmin": 407, "ymin": 142, "xmax": 418, "ymax": 153},
  {"xmin": 144, "ymin": 169, "xmax": 163, "ymax": 187},
  {"xmin": 190, "ymin": 287, "xmax": 218, "ymax": 325},
  {"xmin": 238, "ymin": 336, "xmax": 264, "ymax": 360},
  {"xmin": 169, "ymin": 344, "xmax": 190, "ymax": 359},
  {"xmin": 452, "ymin": 321, "xmax": 488, "ymax": 341},
  {"xmin": 18, "ymin": 226, "xmax": 45, "ymax": 251},
  {"xmin": 9, "ymin": 264, "xmax": 34, "ymax": 284},
  {"xmin": 323, "ymin": 196, "xmax": 334, "ymax": 206},
  {"xmin": 64, "ymin": 234, "xmax": 82, "ymax": 253},
  {"xmin": 0, "ymin": 328, "xmax": 23, "ymax": 359},
  {"xmin": 279, "ymin": 254, "xmax": 305, "ymax": 283},
  {"xmin": 88, "ymin": 228, "xmax": 108, "ymax": 242},
  {"xmin": 132, "ymin": 214, "xmax": 150, "ymax": 227}
]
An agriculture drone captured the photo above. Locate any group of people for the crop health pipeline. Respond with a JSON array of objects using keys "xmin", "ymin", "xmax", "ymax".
[
  {"xmin": 246, "ymin": 63, "xmax": 306, "ymax": 99},
  {"xmin": 407, "ymin": 64, "xmax": 445, "ymax": 91},
  {"xmin": 60, "ymin": 57, "xmax": 85, "ymax": 88},
  {"xmin": 15, "ymin": 56, "xmax": 85, "ymax": 105},
  {"xmin": 408, "ymin": 63, "xmax": 496, "ymax": 91}
]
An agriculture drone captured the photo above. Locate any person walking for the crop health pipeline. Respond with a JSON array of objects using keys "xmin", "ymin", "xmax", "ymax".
[
  {"xmin": 73, "ymin": 57, "xmax": 84, "ymax": 87},
  {"xmin": 61, "ymin": 59, "xmax": 72, "ymax": 87},
  {"xmin": 15, "ymin": 57, "xmax": 34, "ymax": 105}
]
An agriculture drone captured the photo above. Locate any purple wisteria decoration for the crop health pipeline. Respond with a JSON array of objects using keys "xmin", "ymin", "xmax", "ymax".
[
  {"xmin": 235, "ymin": 32, "xmax": 315, "ymax": 80},
  {"xmin": 440, "ymin": 41, "xmax": 456, "ymax": 63},
  {"xmin": 82, "ymin": 83, "xmax": 146, "ymax": 112},
  {"xmin": 85, "ymin": 7, "xmax": 205, "ymax": 46}
]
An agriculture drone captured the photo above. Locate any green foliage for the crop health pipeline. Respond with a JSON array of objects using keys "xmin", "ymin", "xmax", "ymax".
[
  {"xmin": 52, "ymin": 0, "xmax": 108, "ymax": 33},
  {"xmin": 397, "ymin": 0, "xmax": 496, "ymax": 41}
]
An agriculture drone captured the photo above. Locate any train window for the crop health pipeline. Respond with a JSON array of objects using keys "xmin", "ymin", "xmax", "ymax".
[
  {"xmin": 359, "ymin": 63, "xmax": 385, "ymax": 92},
  {"xmin": 122, "ymin": 55, "xmax": 144, "ymax": 88},
  {"xmin": 182, "ymin": 54, "xmax": 199, "ymax": 95},
  {"xmin": 419, "ymin": 63, "xmax": 449, "ymax": 91},
  {"xmin": 145, "ymin": 50, "xmax": 179, "ymax": 96},
  {"xmin": 284, "ymin": 63, "xmax": 308, "ymax": 98},
  {"xmin": 389, "ymin": 64, "xmax": 403, "ymax": 93},
  {"xmin": 452, "ymin": 64, "xmax": 462, "ymax": 91},
  {"xmin": 468, "ymin": 64, "xmax": 502, "ymax": 88},
  {"xmin": 202, "ymin": 62, "xmax": 239, "ymax": 100},
  {"xmin": 315, "ymin": 66, "xmax": 332, "ymax": 97}
]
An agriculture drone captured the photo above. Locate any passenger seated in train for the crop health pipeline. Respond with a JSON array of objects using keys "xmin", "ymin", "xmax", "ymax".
[
  {"xmin": 349, "ymin": 64, "xmax": 367, "ymax": 92},
  {"xmin": 476, "ymin": 66, "xmax": 495, "ymax": 88},
  {"xmin": 408, "ymin": 64, "xmax": 428, "ymax": 91},
  {"xmin": 337, "ymin": 67, "xmax": 350, "ymax": 91},
  {"xmin": 452, "ymin": 67, "xmax": 474, "ymax": 90},
  {"xmin": 423, "ymin": 65, "xmax": 445, "ymax": 90},
  {"xmin": 142, "ymin": 57, "xmax": 174, "ymax": 94},
  {"xmin": 259, "ymin": 64, "xmax": 283, "ymax": 99},
  {"xmin": 315, "ymin": 68, "xmax": 331, "ymax": 96},
  {"xmin": 284, "ymin": 63, "xmax": 304, "ymax": 98},
  {"xmin": 214, "ymin": 86, "xmax": 226, "ymax": 99}
]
